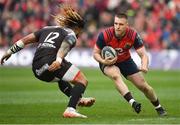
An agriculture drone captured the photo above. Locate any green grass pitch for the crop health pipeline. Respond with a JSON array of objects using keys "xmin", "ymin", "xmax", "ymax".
[{"xmin": 0, "ymin": 67, "xmax": 180, "ymax": 124}]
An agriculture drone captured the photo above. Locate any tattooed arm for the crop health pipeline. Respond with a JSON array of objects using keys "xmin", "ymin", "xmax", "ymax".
[{"xmin": 48, "ymin": 35, "xmax": 76, "ymax": 72}]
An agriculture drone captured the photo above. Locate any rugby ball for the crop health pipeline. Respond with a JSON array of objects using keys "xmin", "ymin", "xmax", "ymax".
[{"xmin": 101, "ymin": 46, "xmax": 117, "ymax": 59}]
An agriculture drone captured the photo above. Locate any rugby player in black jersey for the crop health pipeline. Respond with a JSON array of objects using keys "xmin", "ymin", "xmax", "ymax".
[{"xmin": 1, "ymin": 5, "xmax": 95, "ymax": 118}]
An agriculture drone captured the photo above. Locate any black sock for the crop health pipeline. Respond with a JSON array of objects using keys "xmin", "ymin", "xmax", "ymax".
[
  {"xmin": 58, "ymin": 80, "xmax": 72, "ymax": 97},
  {"xmin": 123, "ymin": 92, "xmax": 134, "ymax": 102},
  {"xmin": 151, "ymin": 99, "xmax": 160, "ymax": 107},
  {"xmin": 124, "ymin": 92, "xmax": 136, "ymax": 106},
  {"xmin": 68, "ymin": 83, "xmax": 86, "ymax": 109}
]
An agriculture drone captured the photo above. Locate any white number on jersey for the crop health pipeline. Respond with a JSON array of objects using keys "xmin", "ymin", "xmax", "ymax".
[{"xmin": 44, "ymin": 32, "xmax": 59, "ymax": 44}]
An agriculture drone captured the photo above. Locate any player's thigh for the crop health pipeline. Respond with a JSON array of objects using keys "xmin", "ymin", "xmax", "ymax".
[
  {"xmin": 116, "ymin": 58, "xmax": 139, "ymax": 78},
  {"xmin": 103, "ymin": 65, "xmax": 121, "ymax": 79},
  {"xmin": 71, "ymin": 71, "xmax": 88, "ymax": 86},
  {"xmin": 127, "ymin": 72, "xmax": 148, "ymax": 88},
  {"xmin": 32, "ymin": 58, "xmax": 55, "ymax": 82}
]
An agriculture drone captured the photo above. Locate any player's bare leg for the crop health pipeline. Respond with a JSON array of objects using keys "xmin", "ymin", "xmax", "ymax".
[
  {"xmin": 128, "ymin": 72, "xmax": 167, "ymax": 116},
  {"xmin": 104, "ymin": 65, "xmax": 141, "ymax": 114}
]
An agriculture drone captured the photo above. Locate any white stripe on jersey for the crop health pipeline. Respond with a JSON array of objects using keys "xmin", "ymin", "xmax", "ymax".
[
  {"xmin": 62, "ymin": 65, "xmax": 80, "ymax": 82},
  {"xmin": 63, "ymin": 27, "xmax": 77, "ymax": 39}
]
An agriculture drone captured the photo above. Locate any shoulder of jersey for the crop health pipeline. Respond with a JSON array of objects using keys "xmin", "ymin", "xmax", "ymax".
[
  {"xmin": 63, "ymin": 28, "xmax": 76, "ymax": 38},
  {"xmin": 102, "ymin": 27, "xmax": 114, "ymax": 41},
  {"xmin": 43, "ymin": 26, "xmax": 77, "ymax": 38},
  {"xmin": 43, "ymin": 26, "xmax": 61, "ymax": 29},
  {"xmin": 126, "ymin": 27, "xmax": 137, "ymax": 39}
]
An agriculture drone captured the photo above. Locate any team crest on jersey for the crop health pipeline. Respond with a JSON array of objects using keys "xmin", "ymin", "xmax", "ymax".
[{"xmin": 124, "ymin": 42, "xmax": 131, "ymax": 49}]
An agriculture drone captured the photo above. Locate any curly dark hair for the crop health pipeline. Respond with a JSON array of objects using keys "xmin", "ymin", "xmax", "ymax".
[{"xmin": 53, "ymin": 4, "xmax": 85, "ymax": 29}]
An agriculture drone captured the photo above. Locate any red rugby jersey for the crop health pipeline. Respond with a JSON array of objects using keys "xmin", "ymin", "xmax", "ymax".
[{"xmin": 96, "ymin": 27, "xmax": 144, "ymax": 63}]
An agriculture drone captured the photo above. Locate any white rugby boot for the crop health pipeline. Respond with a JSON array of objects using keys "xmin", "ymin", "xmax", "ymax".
[{"xmin": 63, "ymin": 107, "xmax": 87, "ymax": 118}]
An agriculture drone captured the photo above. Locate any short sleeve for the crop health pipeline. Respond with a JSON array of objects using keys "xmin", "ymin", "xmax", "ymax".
[
  {"xmin": 64, "ymin": 34, "xmax": 76, "ymax": 48},
  {"xmin": 96, "ymin": 32, "xmax": 106, "ymax": 50},
  {"xmin": 133, "ymin": 33, "xmax": 144, "ymax": 49},
  {"xmin": 34, "ymin": 28, "xmax": 44, "ymax": 40}
]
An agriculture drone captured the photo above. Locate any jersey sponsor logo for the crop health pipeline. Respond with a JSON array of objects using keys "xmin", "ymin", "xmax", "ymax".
[
  {"xmin": 124, "ymin": 42, "xmax": 132, "ymax": 49},
  {"xmin": 39, "ymin": 43, "xmax": 56, "ymax": 48}
]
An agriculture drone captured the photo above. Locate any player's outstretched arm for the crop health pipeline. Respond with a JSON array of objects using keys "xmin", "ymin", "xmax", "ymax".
[{"xmin": 0, "ymin": 33, "xmax": 38, "ymax": 65}]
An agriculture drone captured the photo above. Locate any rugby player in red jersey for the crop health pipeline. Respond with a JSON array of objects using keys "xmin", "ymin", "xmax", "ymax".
[{"xmin": 93, "ymin": 12, "xmax": 167, "ymax": 116}]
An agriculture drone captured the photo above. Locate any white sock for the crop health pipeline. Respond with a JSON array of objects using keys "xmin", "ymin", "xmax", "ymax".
[
  {"xmin": 155, "ymin": 104, "xmax": 161, "ymax": 109},
  {"xmin": 129, "ymin": 99, "xmax": 135, "ymax": 106},
  {"xmin": 67, "ymin": 107, "xmax": 76, "ymax": 112}
]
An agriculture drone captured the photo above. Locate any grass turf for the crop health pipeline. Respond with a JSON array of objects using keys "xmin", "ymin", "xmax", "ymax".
[{"xmin": 0, "ymin": 67, "xmax": 180, "ymax": 124}]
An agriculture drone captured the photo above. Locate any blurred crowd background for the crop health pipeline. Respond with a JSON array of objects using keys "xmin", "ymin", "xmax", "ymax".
[{"xmin": 0, "ymin": 0, "xmax": 179, "ymax": 50}]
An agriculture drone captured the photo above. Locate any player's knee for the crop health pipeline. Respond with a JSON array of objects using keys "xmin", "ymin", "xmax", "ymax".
[
  {"xmin": 74, "ymin": 75, "xmax": 88, "ymax": 87},
  {"xmin": 73, "ymin": 71, "xmax": 88, "ymax": 86},
  {"xmin": 72, "ymin": 79, "xmax": 88, "ymax": 87},
  {"xmin": 81, "ymin": 78, "xmax": 88, "ymax": 86},
  {"xmin": 140, "ymin": 85, "xmax": 153, "ymax": 93},
  {"xmin": 111, "ymin": 74, "xmax": 120, "ymax": 81},
  {"xmin": 139, "ymin": 77, "xmax": 146, "ymax": 84}
]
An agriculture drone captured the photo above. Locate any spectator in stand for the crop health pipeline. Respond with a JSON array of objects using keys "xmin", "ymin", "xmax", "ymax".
[{"xmin": 0, "ymin": 0, "xmax": 179, "ymax": 50}]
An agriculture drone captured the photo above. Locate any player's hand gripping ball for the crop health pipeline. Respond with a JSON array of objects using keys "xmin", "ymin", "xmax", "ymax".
[{"xmin": 101, "ymin": 46, "xmax": 117, "ymax": 59}]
